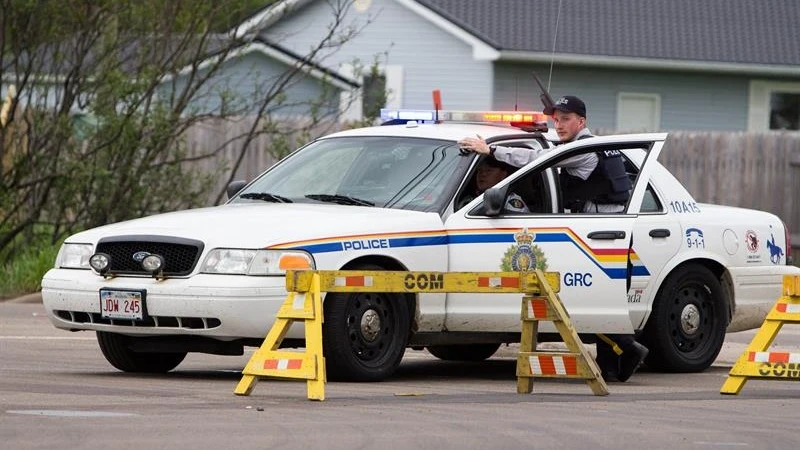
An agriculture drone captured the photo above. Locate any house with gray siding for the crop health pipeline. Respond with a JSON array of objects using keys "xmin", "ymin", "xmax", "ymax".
[
  {"xmin": 165, "ymin": 37, "xmax": 359, "ymax": 117},
  {"xmin": 239, "ymin": 0, "xmax": 800, "ymax": 132},
  {"xmin": 1, "ymin": 35, "xmax": 359, "ymax": 119}
]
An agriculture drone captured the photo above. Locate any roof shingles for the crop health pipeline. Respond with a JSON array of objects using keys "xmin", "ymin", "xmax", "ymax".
[{"xmin": 417, "ymin": 0, "xmax": 800, "ymax": 66}]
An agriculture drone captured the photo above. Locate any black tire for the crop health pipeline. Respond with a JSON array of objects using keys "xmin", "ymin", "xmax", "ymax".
[
  {"xmin": 96, "ymin": 332, "xmax": 186, "ymax": 373},
  {"xmin": 641, "ymin": 263, "xmax": 727, "ymax": 372},
  {"xmin": 322, "ymin": 265, "xmax": 411, "ymax": 382},
  {"xmin": 427, "ymin": 343, "xmax": 501, "ymax": 361}
]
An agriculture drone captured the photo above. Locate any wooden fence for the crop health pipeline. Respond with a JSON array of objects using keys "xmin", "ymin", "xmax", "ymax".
[
  {"xmin": 186, "ymin": 121, "xmax": 800, "ymax": 247},
  {"xmin": 184, "ymin": 117, "xmax": 341, "ymax": 205},
  {"xmin": 659, "ymin": 132, "xmax": 800, "ymax": 246}
]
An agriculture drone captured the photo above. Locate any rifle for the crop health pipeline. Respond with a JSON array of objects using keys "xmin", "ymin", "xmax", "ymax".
[{"xmin": 533, "ymin": 72, "xmax": 555, "ymax": 113}]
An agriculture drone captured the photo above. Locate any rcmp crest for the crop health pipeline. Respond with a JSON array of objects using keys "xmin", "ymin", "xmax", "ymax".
[{"xmin": 501, "ymin": 228, "xmax": 547, "ymax": 272}]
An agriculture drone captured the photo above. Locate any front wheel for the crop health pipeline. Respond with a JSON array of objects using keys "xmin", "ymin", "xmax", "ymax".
[
  {"xmin": 641, "ymin": 263, "xmax": 728, "ymax": 372},
  {"xmin": 322, "ymin": 267, "xmax": 411, "ymax": 381},
  {"xmin": 96, "ymin": 332, "xmax": 186, "ymax": 373}
]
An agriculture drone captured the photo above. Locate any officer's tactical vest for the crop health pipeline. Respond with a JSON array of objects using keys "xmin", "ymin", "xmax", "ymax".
[{"xmin": 559, "ymin": 134, "xmax": 631, "ymax": 207}]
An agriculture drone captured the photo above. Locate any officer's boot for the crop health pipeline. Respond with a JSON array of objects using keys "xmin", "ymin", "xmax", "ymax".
[
  {"xmin": 616, "ymin": 341, "xmax": 649, "ymax": 382},
  {"xmin": 595, "ymin": 342, "xmax": 619, "ymax": 382}
]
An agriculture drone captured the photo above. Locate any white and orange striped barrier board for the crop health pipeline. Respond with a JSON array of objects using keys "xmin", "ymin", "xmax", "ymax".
[
  {"xmin": 517, "ymin": 289, "xmax": 608, "ymax": 396},
  {"xmin": 721, "ymin": 274, "xmax": 800, "ymax": 394},
  {"xmin": 525, "ymin": 354, "xmax": 578, "ymax": 376}
]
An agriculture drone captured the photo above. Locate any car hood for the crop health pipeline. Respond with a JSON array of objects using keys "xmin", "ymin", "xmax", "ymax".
[{"xmin": 66, "ymin": 203, "xmax": 444, "ymax": 248}]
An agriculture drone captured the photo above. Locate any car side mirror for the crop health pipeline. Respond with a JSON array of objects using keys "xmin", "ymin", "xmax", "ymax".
[
  {"xmin": 483, "ymin": 186, "xmax": 508, "ymax": 217},
  {"xmin": 227, "ymin": 180, "xmax": 248, "ymax": 199}
]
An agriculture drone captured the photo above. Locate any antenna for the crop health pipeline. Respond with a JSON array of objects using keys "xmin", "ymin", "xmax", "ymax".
[
  {"xmin": 547, "ymin": 0, "xmax": 563, "ymax": 90},
  {"xmin": 514, "ymin": 76, "xmax": 519, "ymax": 111}
]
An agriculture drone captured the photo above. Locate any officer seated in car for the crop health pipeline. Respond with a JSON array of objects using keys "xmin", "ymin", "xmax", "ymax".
[{"xmin": 458, "ymin": 157, "xmax": 529, "ymax": 213}]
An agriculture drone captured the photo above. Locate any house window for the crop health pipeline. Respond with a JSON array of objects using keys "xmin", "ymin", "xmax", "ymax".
[
  {"xmin": 339, "ymin": 64, "xmax": 403, "ymax": 122},
  {"xmin": 769, "ymin": 92, "xmax": 800, "ymax": 130},
  {"xmin": 616, "ymin": 93, "xmax": 661, "ymax": 132},
  {"xmin": 362, "ymin": 72, "xmax": 387, "ymax": 120},
  {"xmin": 748, "ymin": 80, "xmax": 800, "ymax": 131}
]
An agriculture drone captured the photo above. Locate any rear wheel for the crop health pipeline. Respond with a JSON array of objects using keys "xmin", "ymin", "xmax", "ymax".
[
  {"xmin": 96, "ymin": 332, "xmax": 186, "ymax": 373},
  {"xmin": 427, "ymin": 344, "xmax": 501, "ymax": 361},
  {"xmin": 641, "ymin": 263, "xmax": 727, "ymax": 372},
  {"xmin": 323, "ymin": 265, "xmax": 411, "ymax": 381}
]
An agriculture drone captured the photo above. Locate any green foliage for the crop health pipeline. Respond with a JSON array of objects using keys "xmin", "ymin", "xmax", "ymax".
[
  {"xmin": 0, "ymin": 0, "xmax": 387, "ymax": 296},
  {"xmin": 2, "ymin": 0, "xmax": 275, "ymax": 45},
  {"xmin": 0, "ymin": 230, "xmax": 61, "ymax": 299},
  {"xmin": 52, "ymin": 105, "xmax": 217, "ymax": 230}
]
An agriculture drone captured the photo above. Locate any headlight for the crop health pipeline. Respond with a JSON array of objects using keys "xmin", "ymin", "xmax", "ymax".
[
  {"xmin": 200, "ymin": 249, "xmax": 314, "ymax": 275},
  {"xmin": 56, "ymin": 243, "xmax": 94, "ymax": 269}
]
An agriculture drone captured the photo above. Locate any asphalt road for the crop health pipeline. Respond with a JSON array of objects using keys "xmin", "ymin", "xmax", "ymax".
[{"xmin": 2, "ymin": 302, "xmax": 800, "ymax": 450}]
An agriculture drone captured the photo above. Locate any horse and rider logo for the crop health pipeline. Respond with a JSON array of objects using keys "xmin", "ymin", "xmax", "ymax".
[{"xmin": 765, "ymin": 227, "xmax": 784, "ymax": 265}]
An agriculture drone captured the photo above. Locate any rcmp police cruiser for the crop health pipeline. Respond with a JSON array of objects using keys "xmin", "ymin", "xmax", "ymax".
[{"xmin": 458, "ymin": 95, "xmax": 649, "ymax": 382}]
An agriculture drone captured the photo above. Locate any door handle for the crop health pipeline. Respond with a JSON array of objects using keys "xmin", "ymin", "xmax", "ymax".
[
  {"xmin": 587, "ymin": 230, "xmax": 626, "ymax": 240},
  {"xmin": 649, "ymin": 229, "xmax": 671, "ymax": 238}
]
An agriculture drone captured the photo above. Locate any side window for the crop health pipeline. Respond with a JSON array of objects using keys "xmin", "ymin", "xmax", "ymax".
[
  {"xmin": 457, "ymin": 140, "xmax": 548, "ymax": 214},
  {"xmin": 460, "ymin": 140, "xmax": 657, "ymax": 216},
  {"xmin": 623, "ymin": 153, "xmax": 664, "ymax": 213},
  {"xmin": 532, "ymin": 144, "xmax": 648, "ymax": 214},
  {"xmin": 640, "ymin": 184, "xmax": 664, "ymax": 213},
  {"xmin": 506, "ymin": 169, "xmax": 552, "ymax": 214}
]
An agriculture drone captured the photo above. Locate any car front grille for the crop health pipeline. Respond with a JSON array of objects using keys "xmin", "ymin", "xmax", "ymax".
[
  {"xmin": 54, "ymin": 310, "xmax": 221, "ymax": 329},
  {"xmin": 95, "ymin": 236, "xmax": 204, "ymax": 276}
]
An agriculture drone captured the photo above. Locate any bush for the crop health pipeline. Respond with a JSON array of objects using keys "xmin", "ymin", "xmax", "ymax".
[{"xmin": 0, "ymin": 240, "xmax": 61, "ymax": 299}]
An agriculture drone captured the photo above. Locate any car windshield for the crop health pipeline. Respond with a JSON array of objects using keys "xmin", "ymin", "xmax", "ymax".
[{"xmin": 233, "ymin": 136, "xmax": 471, "ymax": 212}]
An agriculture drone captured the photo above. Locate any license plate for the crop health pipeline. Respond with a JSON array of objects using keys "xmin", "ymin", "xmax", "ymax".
[{"xmin": 100, "ymin": 289, "xmax": 146, "ymax": 320}]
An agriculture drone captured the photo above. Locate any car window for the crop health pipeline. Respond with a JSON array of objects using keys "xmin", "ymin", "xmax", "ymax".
[
  {"xmin": 457, "ymin": 141, "xmax": 549, "ymax": 214},
  {"xmin": 234, "ymin": 136, "xmax": 471, "ymax": 212},
  {"xmin": 478, "ymin": 143, "xmax": 653, "ymax": 216},
  {"xmin": 640, "ymin": 184, "xmax": 664, "ymax": 213}
]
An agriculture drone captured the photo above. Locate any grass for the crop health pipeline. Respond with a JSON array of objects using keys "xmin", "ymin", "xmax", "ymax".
[{"xmin": 0, "ymin": 242, "xmax": 61, "ymax": 300}]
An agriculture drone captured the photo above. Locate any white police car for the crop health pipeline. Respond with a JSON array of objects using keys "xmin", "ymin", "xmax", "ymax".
[{"xmin": 41, "ymin": 109, "xmax": 799, "ymax": 381}]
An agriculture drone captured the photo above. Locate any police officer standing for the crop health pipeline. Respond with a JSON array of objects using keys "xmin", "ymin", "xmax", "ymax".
[{"xmin": 458, "ymin": 95, "xmax": 649, "ymax": 382}]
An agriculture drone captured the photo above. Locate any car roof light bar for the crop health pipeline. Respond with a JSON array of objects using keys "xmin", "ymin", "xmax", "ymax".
[{"xmin": 380, "ymin": 109, "xmax": 548, "ymax": 127}]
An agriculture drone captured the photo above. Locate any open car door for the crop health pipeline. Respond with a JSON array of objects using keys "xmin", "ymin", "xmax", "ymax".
[{"xmin": 443, "ymin": 133, "xmax": 667, "ymax": 334}]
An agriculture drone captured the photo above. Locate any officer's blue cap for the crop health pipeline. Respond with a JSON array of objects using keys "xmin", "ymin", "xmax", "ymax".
[{"xmin": 544, "ymin": 95, "xmax": 586, "ymax": 118}]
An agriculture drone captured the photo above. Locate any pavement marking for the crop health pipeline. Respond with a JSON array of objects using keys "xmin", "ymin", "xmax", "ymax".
[
  {"xmin": 693, "ymin": 442, "xmax": 749, "ymax": 447},
  {"xmin": 6, "ymin": 410, "xmax": 139, "ymax": 417}
]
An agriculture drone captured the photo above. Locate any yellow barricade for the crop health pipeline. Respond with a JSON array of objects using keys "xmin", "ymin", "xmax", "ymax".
[
  {"xmin": 721, "ymin": 275, "xmax": 800, "ymax": 394},
  {"xmin": 235, "ymin": 269, "xmax": 607, "ymax": 400},
  {"xmin": 516, "ymin": 282, "xmax": 608, "ymax": 396}
]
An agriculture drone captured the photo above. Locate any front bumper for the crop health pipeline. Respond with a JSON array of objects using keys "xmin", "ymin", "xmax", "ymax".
[{"xmin": 41, "ymin": 269, "xmax": 296, "ymax": 340}]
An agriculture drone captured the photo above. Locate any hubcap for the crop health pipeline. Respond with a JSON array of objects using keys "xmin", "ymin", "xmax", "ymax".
[
  {"xmin": 680, "ymin": 304, "xmax": 701, "ymax": 335},
  {"xmin": 669, "ymin": 283, "xmax": 714, "ymax": 354},
  {"xmin": 343, "ymin": 293, "xmax": 398, "ymax": 365},
  {"xmin": 360, "ymin": 309, "xmax": 381, "ymax": 342}
]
